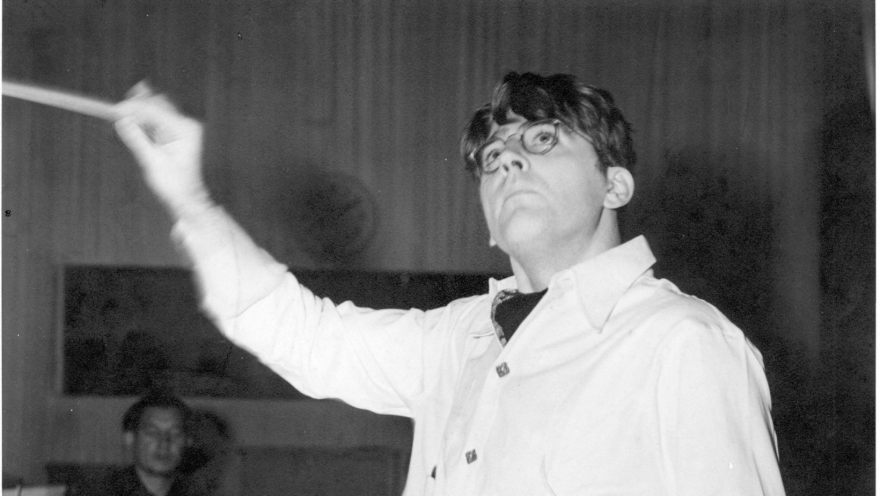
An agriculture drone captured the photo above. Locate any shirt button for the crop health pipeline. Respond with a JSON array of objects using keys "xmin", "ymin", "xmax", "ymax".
[
  {"xmin": 465, "ymin": 450, "xmax": 478, "ymax": 464},
  {"xmin": 495, "ymin": 362, "xmax": 510, "ymax": 377}
]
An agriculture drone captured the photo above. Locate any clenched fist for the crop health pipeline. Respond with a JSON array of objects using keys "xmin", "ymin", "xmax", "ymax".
[{"xmin": 114, "ymin": 82, "xmax": 213, "ymax": 218}]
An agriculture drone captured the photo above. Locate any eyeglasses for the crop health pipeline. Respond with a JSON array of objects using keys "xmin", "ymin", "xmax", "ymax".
[
  {"xmin": 138, "ymin": 427, "xmax": 186, "ymax": 445},
  {"xmin": 470, "ymin": 119, "xmax": 565, "ymax": 175}
]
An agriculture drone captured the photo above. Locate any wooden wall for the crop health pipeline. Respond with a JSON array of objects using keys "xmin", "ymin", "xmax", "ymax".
[{"xmin": 2, "ymin": 0, "xmax": 871, "ymax": 491}]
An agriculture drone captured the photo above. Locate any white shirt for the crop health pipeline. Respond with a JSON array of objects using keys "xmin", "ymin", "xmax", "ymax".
[{"xmin": 173, "ymin": 206, "xmax": 786, "ymax": 495}]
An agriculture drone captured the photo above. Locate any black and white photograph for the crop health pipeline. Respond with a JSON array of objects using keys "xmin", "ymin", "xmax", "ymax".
[{"xmin": 2, "ymin": 1, "xmax": 874, "ymax": 494}]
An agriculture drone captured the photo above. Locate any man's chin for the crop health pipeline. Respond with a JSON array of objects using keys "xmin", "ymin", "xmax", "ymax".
[
  {"xmin": 141, "ymin": 461, "xmax": 179, "ymax": 477},
  {"xmin": 496, "ymin": 217, "xmax": 549, "ymax": 252}
]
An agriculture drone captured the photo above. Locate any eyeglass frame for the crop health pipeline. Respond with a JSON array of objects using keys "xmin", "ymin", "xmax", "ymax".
[{"xmin": 470, "ymin": 118, "xmax": 585, "ymax": 176}]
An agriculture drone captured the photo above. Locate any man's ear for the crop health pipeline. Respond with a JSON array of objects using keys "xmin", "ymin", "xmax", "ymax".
[
  {"xmin": 124, "ymin": 431, "xmax": 136, "ymax": 449},
  {"xmin": 603, "ymin": 167, "xmax": 634, "ymax": 209}
]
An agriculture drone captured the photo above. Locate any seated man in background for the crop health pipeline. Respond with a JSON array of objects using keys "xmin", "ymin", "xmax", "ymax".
[
  {"xmin": 74, "ymin": 391, "xmax": 193, "ymax": 496},
  {"xmin": 113, "ymin": 72, "xmax": 785, "ymax": 495}
]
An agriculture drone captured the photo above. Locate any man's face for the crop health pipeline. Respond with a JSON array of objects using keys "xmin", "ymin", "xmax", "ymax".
[
  {"xmin": 479, "ymin": 113, "xmax": 610, "ymax": 257},
  {"xmin": 129, "ymin": 407, "xmax": 187, "ymax": 477}
]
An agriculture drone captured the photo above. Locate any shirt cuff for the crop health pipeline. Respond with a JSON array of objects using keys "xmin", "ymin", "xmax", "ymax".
[{"xmin": 170, "ymin": 204, "xmax": 289, "ymax": 319}]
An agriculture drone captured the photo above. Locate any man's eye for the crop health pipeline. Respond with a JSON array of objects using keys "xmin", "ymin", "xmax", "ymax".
[
  {"xmin": 522, "ymin": 124, "xmax": 559, "ymax": 154},
  {"xmin": 484, "ymin": 149, "xmax": 501, "ymax": 162},
  {"xmin": 480, "ymin": 144, "xmax": 503, "ymax": 164},
  {"xmin": 532, "ymin": 131, "xmax": 554, "ymax": 144}
]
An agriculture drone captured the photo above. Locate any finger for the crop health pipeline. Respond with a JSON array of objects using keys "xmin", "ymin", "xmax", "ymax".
[
  {"xmin": 125, "ymin": 80, "xmax": 154, "ymax": 99},
  {"xmin": 113, "ymin": 93, "xmax": 186, "ymax": 138},
  {"xmin": 118, "ymin": 80, "xmax": 179, "ymax": 120},
  {"xmin": 114, "ymin": 116, "xmax": 157, "ymax": 164}
]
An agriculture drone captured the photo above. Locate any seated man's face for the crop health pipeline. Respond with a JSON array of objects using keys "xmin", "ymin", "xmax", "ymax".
[{"xmin": 132, "ymin": 407, "xmax": 187, "ymax": 476}]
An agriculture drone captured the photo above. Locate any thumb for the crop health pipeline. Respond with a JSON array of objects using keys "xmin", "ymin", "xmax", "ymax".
[{"xmin": 114, "ymin": 116, "xmax": 157, "ymax": 166}]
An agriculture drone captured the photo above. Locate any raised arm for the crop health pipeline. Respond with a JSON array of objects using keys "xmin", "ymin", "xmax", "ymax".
[{"xmin": 112, "ymin": 84, "xmax": 449, "ymax": 417}]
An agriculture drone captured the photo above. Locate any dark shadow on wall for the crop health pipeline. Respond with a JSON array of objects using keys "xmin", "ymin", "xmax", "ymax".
[
  {"xmin": 268, "ymin": 168, "xmax": 380, "ymax": 268},
  {"xmin": 181, "ymin": 409, "xmax": 236, "ymax": 496},
  {"xmin": 621, "ymin": 147, "xmax": 779, "ymax": 346},
  {"xmin": 813, "ymin": 97, "xmax": 875, "ymax": 495}
]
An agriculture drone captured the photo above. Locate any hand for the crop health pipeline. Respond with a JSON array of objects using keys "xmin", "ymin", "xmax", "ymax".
[{"xmin": 114, "ymin": 82, "xmax": 212, "ymax": 218}]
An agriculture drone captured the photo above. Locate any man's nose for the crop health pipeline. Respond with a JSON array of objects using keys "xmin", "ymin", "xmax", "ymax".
[
  {"xmin": 498, "ymin": 136, "xmax": 529, "ymax": 173},
  {"xmin": 155, "ymin": 432, "xmax": 179, "ymax": 446},
  {"xmin": 498, "ymin": 146, "xmax": 529, "ymax": 173}
]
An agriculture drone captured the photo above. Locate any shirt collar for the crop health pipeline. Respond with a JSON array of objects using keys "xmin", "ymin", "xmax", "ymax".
[
  {"xmin": 487, "ymin": 235, "xmax": 656, "ymax": 332},
  {"xmin": 487, "ymin": 272, "xmax": 517, "ymax": 295}
]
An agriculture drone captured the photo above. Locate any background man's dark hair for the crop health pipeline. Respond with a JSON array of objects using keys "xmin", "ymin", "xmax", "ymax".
[
  {"xmin": 461, "ymin": 71, "xmax": 636, "ymax": 178},
  {"xmin": 122, "ymin": 390, "xmax": 192, "ymax": 433}
]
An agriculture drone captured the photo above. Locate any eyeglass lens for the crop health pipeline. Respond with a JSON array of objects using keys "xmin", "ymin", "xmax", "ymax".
[{"xmin": 476, "ymin": 120, "xmax": 559, "ymax": 173}]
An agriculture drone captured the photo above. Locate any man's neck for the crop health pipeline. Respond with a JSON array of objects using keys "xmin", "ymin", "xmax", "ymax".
[
  {"xmin": 509, "ymin": 224, "xmax": 621, "ymax": 292},
  {"xmin": 135, "ymin": 466, "xmax": 176, "ymax": 496}
]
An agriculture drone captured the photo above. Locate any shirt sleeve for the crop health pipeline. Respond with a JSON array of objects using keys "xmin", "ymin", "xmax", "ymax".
[
  {"xmin": 170, "ymin": 205, "xmax": 454, "ymax": 417},
  {"xmin": 655, "ymin": 315, "xmax": 786, "ymax": 495}
]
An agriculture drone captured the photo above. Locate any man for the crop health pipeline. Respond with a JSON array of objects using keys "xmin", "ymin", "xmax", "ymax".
[
  {"xmin": 114, "ymin": 72, "xmax": 786, "ymax": 495},
  {"xmin": 78, "ymin": 391, "xmax": 192, "ymax": 496}
]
